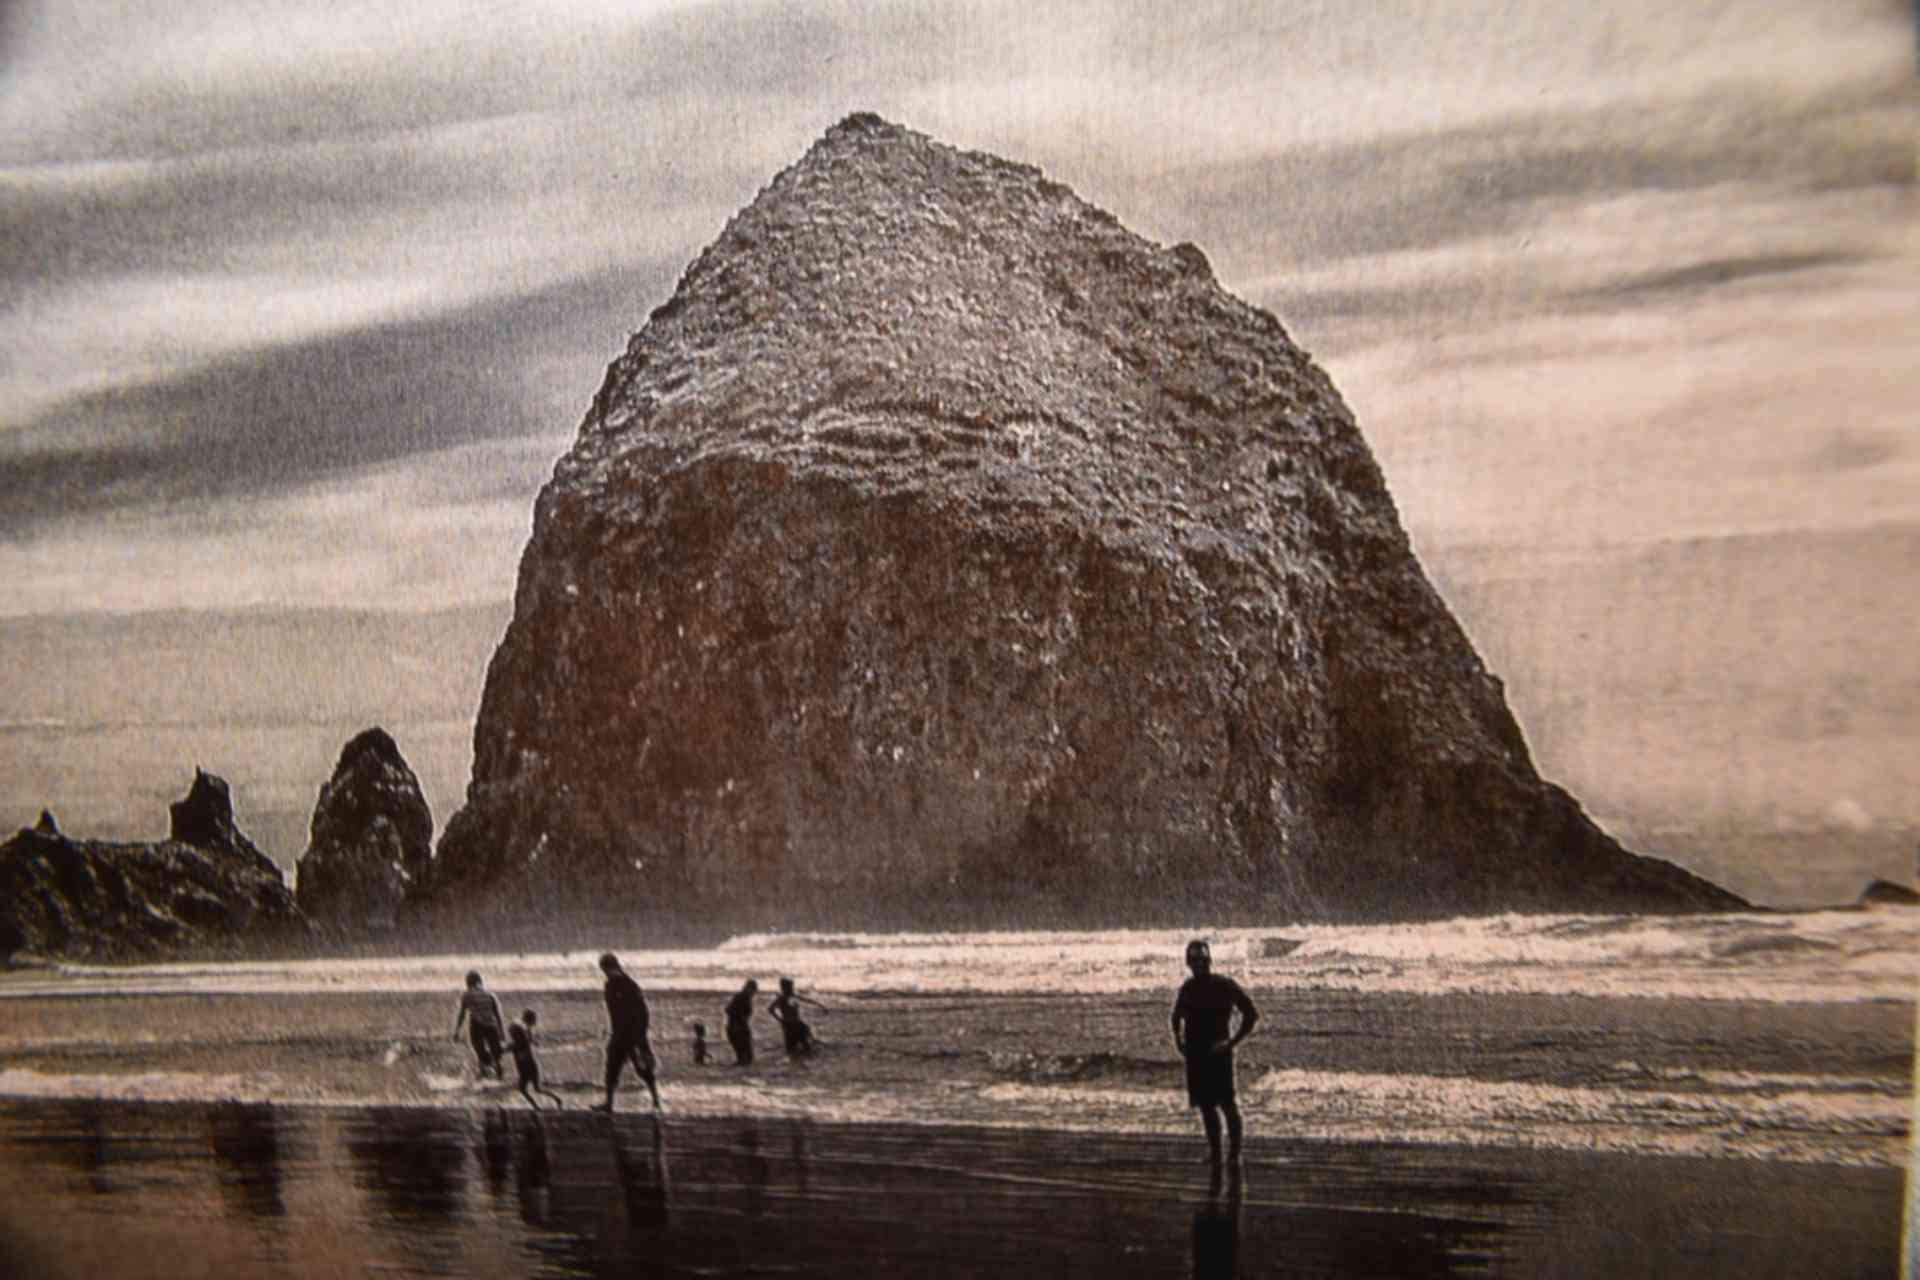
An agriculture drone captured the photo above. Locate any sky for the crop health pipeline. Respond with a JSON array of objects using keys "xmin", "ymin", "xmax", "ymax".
[{"xmin": 1, "ymin": 0, "xmax": 1914, "ymax": 905}]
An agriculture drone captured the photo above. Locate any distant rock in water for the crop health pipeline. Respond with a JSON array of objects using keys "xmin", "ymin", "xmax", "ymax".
[
  {"xmin": 1858, "ymin": 878, "xmax": 1920, "ymax": 906},
  {"xmin": 427, "ymin": 113, "xmax": 1744, "ymax": 929},
  {"xmin": 296, "ymin": 728, "xmax": 434, "ymax": 932},
  {"xmin": 0, "ymin": 771, "xmax": 303, "ymax": 962}
]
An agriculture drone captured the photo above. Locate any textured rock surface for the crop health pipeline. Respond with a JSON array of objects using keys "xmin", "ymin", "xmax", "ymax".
[
  {"xmin": 1857, "ymin": 878, "xmax": 1919, "ymax": 906},
  {"xmin": 0, "ymin": 770, "xmax": 303, "ymax": 961},
  {"xmin": 429, "ymin": 113, "xmax": 1743, "ymax": 929},
  {"xmin": 296, "ymin": 728, "xmax": 434, "ymax": 932}
]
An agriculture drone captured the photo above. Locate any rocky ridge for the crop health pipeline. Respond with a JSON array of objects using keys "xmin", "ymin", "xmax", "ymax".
[
  {"xmin": 0, "ymin": 769, "xmax": 304, "ymax": 961},
  {"xmin": 426, "ymin": 113, "xmax": 1742, "ymax": 929}
]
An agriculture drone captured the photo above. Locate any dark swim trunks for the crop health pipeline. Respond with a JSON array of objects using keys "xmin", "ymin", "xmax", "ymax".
[
  {"xmin": 1184, "ymin": 1044, "xmax": 1237, "ymax": 1108},
  {"xmin": 470, "ymin": 1023, "xmax": 504, "ymax": 1074},
  {"xmin": 605, "ymin": 1035, "xmax": 656, "ymax": 1090},
  {"xmin": 508, "ymin": 1025, "xmax": 539, "ymax": 1087},
  {"xmin": 1173, "ymin": 972, "xmax": 1256, "ymax": 1108}
]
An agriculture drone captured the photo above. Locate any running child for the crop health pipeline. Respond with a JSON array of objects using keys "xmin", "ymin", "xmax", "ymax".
[{"xmin": 507, "ymin": 1009, "xmax": 564, "ymax": 1109}]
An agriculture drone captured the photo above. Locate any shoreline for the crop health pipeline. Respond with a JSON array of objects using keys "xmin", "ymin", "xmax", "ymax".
[
  {"xmin": 1, "ymin": 980, "xmax": 1907, "ymax": 1169},
  {"xmin": 0, "ymin": 1066, "xmax": 1904, "ymax": 1169}
]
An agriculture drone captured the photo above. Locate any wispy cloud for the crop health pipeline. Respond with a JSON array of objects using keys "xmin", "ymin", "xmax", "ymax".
[
  {"xmin": 0, "ymin": 0, "xmax": 1913, "ymax": 594},
  {"xmin": 0, "ymin": 0, "xmax": 1914, "ymax": 897},
  {"xmin": 0, "ymin": 261, "xmax": 674, "ymax": 531}
]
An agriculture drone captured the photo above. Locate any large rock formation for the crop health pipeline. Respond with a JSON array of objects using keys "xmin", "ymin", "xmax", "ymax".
[
  {"xmin": 0, "ymin": 770, "xmax": 303, "ymax": 961},
  {"xmin": 427, "ymin": 113, "xmax": 1743, "ymax": 930},
  {"xmin": 296, "ymin": 728, "xmax": 434, "ymax": 932}
]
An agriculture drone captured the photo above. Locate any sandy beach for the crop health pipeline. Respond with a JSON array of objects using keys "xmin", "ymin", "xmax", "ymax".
[
  {"xmin": 1, "ymin": 911, "xmax": 1912, "ymax": 1165},
  {"xmin": 0, "ymin": 911, "xmax": 1912, "ymax": 1275}
]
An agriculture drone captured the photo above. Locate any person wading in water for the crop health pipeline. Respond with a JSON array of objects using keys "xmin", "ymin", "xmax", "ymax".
[
  {"xmin": 768, "ymin": 976, "xmax": 824, "ymax": 1058},
  {"xmin": 1170, "ymin": 939, "xmax": 1259, "ymax": 1171},
  {"xmin": 724, "ymin": 978, "xmax": 758, "ymax": 1066},
  {"xmin": 452, "ymin": 970, "xmax": 506, "ymax": 1080},
  {"xmin": 592, "ymin": 952, "xmax": 662, "ymax": 1114}
]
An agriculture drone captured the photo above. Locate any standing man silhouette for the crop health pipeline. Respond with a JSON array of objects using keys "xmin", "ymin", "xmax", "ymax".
[
  {"xmin": 1170, "ymin": 939, "xmax": 1259, "ymax": 1170},
  {"xmin": 724, "ymin": 978, "xmax": 759, "ymax": 1066},
  {"xmin": 593, "ymin": 952, "xmax": 662, "ymax": 1114}
]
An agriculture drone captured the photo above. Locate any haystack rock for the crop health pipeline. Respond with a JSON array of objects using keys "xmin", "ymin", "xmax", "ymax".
[
  {"xmin": 296, "ymin": 728, "xmax": 433, "ymax": 931},
  {"xmin": 428, "ymin": 113, "xmax": 1743, "ymax": 929},
  {"xmin": 0, "ymin": 770, "xmax": 302, "ymax": 962}
]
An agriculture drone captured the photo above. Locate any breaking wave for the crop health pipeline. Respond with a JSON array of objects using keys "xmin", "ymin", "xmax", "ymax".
[
  {"xmin": 986, "ymin": 1050, "xmax": 1169, "ymax": 1084},
  {"xmin": 6, "ymin": 907, "xmax": 1913, "ymax": 1004}
]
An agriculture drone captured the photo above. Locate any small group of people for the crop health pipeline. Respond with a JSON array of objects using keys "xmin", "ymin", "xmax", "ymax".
[
  {"xmin": 452, "ymin": 956, "xmax": 828, "ymax": 1114},
  {"xmin": 453, "ymin": 939, "xmax": 1262, "ymax": 1172},
  {"xmin": 716, "ymin": 975, "xmax": 823, "ymax": 1066},
  {"xmin": 451, "ymin": 969, "xmax": 564, "ymax": 1110}
]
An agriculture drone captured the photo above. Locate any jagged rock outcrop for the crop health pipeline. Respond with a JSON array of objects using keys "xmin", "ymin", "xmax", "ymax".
[
  {"xmin": 295, "ymin": 728, "xmax": 433, "ymax": 931},
  {"xmin": 427, "ymin": 113, "xmax": 1743, "ymax": 929},
  {"xmin": 0, "ymin": 770, "xmax": 303, "ymax": 961}
]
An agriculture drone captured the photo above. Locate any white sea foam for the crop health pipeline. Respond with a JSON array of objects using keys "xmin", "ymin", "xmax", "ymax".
[
  {"xmin": 0, "ymin": 1069, "xmax": 273, "ymax": 1103},
  {"xmin": 5, "ymin": 908, "xmax": 1912, "ymax": 1003},
  {"xmin": 0, "ymin": 1056, "xmax": 1903, "ymax": 1168}
]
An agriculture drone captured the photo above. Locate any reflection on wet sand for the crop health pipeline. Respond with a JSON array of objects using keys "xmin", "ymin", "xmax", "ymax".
[
  {"xmin": 515, "ymin": 1113, "xmax": 552, "ymax": 1228},
  {"xmin": 611, "ymin": 1120, "xmax": 671, "ymax": 1232},
  {"xmin": 0, "ymin": 1100, "xmax": 1903, "ymax": 1278},
  {"xmin": 343, "ymin": 1106, "xmax": 474, "ymax": 1275},
  {"xmin": 208, "ymin": 1101, "xmax": 290, "ymax": 1221},
  {"xmin": 1192, "ymin": 1168, "xmax": 1242, "ymax": 1278},
  {"xmin": 476, "ymin": 1106, "xmax": 512, "ymax": 1202}
]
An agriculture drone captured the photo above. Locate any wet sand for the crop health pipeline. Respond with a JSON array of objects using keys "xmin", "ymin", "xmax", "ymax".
[
  {"xmin": 0, "ymin": 1100, "xmax": 1903, "ymax": 1279},
  {"xmin": 0, "ymin": 984, "xmax": 1908, "ymax": 1165},
  {"xmin": 0, "ymin": 918, "xmax": 1910, "ymax": 1273}
]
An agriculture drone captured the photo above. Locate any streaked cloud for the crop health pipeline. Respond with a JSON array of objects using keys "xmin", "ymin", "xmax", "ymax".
[
  {"xmin": 0, "ymin": 0, "xmax": 1914, "ymax": 896},
  {"xmin": 0, "ymin": 262, "xmax": 676, "ymax": 532}
]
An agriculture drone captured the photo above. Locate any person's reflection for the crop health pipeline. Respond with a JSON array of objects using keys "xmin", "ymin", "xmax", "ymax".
[
  {"xmin": 1191, "ymin": 1167, "xmax": 1244, "ymax": 1279},
  {"xmin": 610, "ymin": 1121, "xmax": 671, "ymax": 1232},
  {"xmin": 737, "ymin": 1126, "xmax": 770, "ymax": 1221},
  {"xmin": 343, "ymin": 1107, "xmax": 471, "ymax": 1224},
  {"xmin": 208, "ymin": 1102, "xmax": 289, "ymax": 1220},
  {"xmin": 77, "ymin": 1106, "xmax": 114, "ymax": 1196},
  {"xmin": 514, "ymin": 1114, "xmax": 552, "ymax": 1228},
  {"xmin": 477, "ymin": 1107, "xmax": 512, "ymax": 1202},
  {"xmin": 789, "ymin": 1122, "xmax": 811, "ymax": 1198}
]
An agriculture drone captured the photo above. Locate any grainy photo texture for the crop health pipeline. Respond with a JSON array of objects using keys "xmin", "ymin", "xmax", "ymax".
[{"xmin": 0, "ymin": 3, "xmax": 1914, "ymax": 1276}]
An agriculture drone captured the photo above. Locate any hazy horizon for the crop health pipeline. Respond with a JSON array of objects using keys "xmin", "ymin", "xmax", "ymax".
[{"xmin": 2, "ymin": 1, "xmax": 1914, "ymax": 908}]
